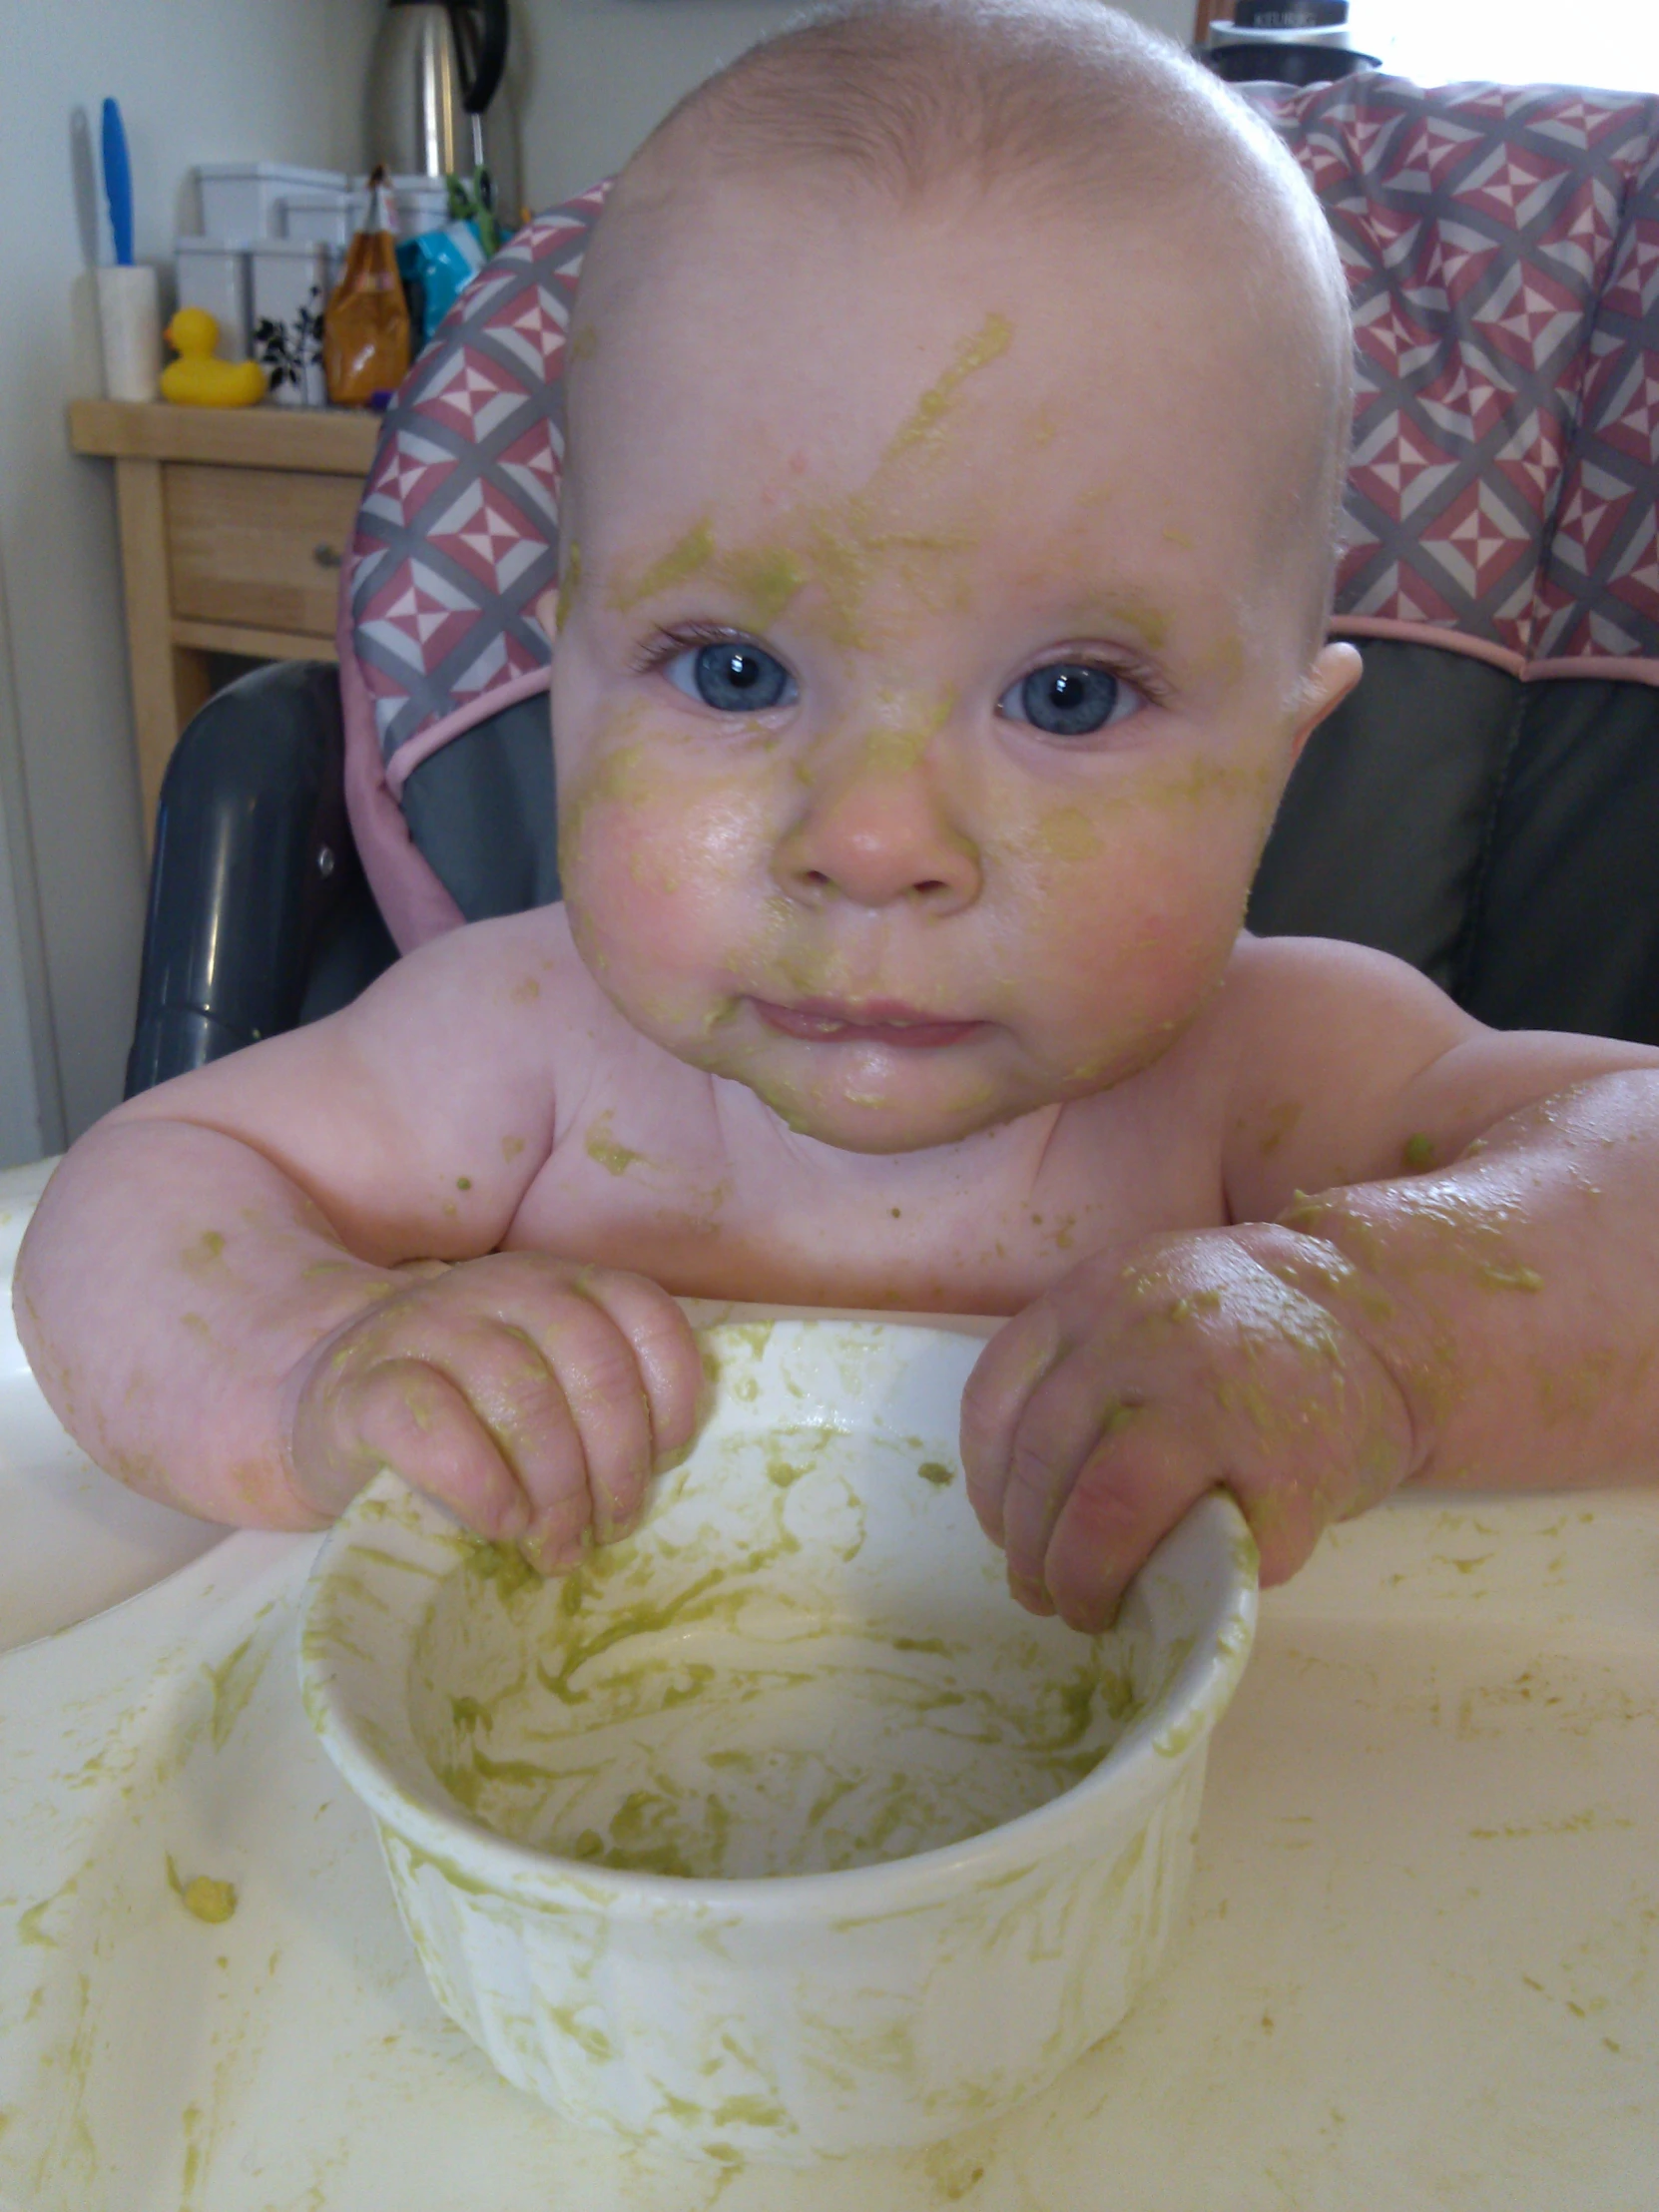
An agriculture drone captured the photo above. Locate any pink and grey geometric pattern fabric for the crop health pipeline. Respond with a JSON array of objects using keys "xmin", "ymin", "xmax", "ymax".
[
  {"xmin": 340, "ymin": 185, "xmax": 607, "ymax": 788},
  {"xmin": 1239, "ymin": 77, "xmax": 1659, "ymax": 676},
  {"xmin": 1533, "ymin": 128, "xmax": 1659, "ymax": 668},
  {"xmin": 337, "ymin": 185, "xmax": 605, "ymax": 947}
]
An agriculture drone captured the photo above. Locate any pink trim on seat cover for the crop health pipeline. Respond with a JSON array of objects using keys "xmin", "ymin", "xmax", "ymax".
[
  {"xmin": 1525, "ymin": 656, "xmax": 1659, "ymax": 689},
  {"xmin": 383, "ymin": 670, "xmax": 554, "ymax": 798},
  {"xmin": 1330, "ymin": 616, "xmax": 1526, "ymax": 677},
  {"xmin": 337, "ymin": 590, "xmax": 465, "ymax": 953},
  {"xmin": 1332, "ymin": 615, "xmax": 1659, "ymax": 688}
]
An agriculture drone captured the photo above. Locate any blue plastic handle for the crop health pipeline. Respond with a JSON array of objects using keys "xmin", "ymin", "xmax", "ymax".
[{"xmin": 101, "ymin": 97, "xmax": 134, "ymax": 267}]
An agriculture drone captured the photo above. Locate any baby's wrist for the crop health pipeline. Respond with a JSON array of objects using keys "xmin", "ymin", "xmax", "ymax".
[
  {"xmin": 275, "ymin": 1285, "xmax": 406, "ymax": 1513},
  {"xmin": 1233, "ymin": 1214, "xmax": 1445, "ymax": 1492}
]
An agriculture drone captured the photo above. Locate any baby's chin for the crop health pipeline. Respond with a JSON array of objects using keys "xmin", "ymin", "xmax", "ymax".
[
  {"xmin": 585, "ymin": 953, "xmax": 1187, "ymax": 1152},
  {"xmin": 672, "ymin": 1027, "xmax": 1070, "ymax": 1156}
]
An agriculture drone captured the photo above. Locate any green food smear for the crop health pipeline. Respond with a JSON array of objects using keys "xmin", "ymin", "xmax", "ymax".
[
  {"xmin": 466, "ymin": 1540, "xmax": 541, "ymax": 1599},
  {"xmin": 182, "ymin": 1876, "xmax": 238, "ymax": 1925}
]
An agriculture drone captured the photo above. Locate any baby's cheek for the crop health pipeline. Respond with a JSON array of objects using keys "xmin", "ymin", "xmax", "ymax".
[
  {"xmin": 563, "ymin": 763, "xmax": 782, "ymax": 1013},
  {"xmin": 992, "ymin": 774, "xmax": 1269, "ymax": 1077}
]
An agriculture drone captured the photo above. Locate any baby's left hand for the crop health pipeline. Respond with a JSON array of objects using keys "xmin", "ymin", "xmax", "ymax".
[{"xmin": 959, "ymin": 1228, "xmax": 1420, "ymax": 1630}]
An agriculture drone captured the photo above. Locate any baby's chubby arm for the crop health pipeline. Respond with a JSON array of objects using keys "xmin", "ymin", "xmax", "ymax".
[
  {"xmin": 963, "ymin": 936, "xmax": 1659, "ymax": 1629},
  {"xmin": 13, "ymin": 916, "xmax": 700, "ymax": 1557}
]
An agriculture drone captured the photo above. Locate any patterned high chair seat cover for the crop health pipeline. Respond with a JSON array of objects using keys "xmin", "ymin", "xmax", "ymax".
[{"xmin": 338, "ymin": 80, "xmax": 1659, "ymax": 953}]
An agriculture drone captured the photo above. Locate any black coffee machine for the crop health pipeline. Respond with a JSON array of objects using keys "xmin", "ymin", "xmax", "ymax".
[{"xmin": 1201, "ymin": 0, "xmax": 1379, "ymax": 87}]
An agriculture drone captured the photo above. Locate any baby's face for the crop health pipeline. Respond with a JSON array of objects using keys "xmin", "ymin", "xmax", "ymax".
[{"xmin": 548, "ymin": 180, "xmax": 1356, "ymax": 1153}]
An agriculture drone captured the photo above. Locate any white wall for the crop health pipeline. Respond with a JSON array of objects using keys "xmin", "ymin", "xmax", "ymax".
[
  {"xmin": 0, "ymin": 0, "xmax": 381, "ymax": 1160},
  {"xmin": 512, "ymin": 0, "xmax": 1200, "ymax": 209}
]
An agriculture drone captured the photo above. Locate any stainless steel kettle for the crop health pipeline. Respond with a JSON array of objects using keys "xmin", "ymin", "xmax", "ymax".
[{"xmin": 366, "ymin": 0, "xmax": 519, "ymax": 216}]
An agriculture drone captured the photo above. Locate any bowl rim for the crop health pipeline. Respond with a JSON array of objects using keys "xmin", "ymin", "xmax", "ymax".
[{"xmin": 300, "ymin": 1324, "xmax": 1259, "ymax": 1920}]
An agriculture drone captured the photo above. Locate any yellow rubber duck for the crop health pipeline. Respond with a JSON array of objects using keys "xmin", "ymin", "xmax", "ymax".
[{"xmin": 161, "ymin": 307, "xmax": 267, "ymax": 407}]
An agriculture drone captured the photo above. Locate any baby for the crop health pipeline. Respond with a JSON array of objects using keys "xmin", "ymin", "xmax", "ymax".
[{"xmin": 17, "ymin": 0, "xmax": 1659, "ymax": 1632}]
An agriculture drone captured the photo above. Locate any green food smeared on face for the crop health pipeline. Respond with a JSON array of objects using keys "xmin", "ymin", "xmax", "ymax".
[
  {"xmin": 1401, "ymin": 1132, "xmax": 1436, "ymax": 1172},
  {"xmin": 718, "ymin": 544, "xmax": 806, "ymax": 630},
  {"xmin": 553, "ymin": 537, "xmax": 582, "ymax": 633},
  {"xmin": 1477, "ymin": 1262, "xmax": 1544, "ymax": 1293},
  {"xmin": 1039, "ymin": 806, "xmax": 1099, "ymax": 863},
  {"xmin": 884, "ymin": 311, "xmax": 1014, "ymax": 460},
  {"xmin": 612, "ymin": 518, "xmax": 715, "ymax": 611}
]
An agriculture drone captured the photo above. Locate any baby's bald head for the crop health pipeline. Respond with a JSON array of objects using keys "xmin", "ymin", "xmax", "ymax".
[{"xmin": 574, "ymin": 0, "xmax": 1353, "ymax": 647}]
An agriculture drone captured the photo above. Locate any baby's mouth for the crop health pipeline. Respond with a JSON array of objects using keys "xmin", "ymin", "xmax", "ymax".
[{"xmin": 751, "ymin": 997, "xmax": 984, "ymax": 1049}]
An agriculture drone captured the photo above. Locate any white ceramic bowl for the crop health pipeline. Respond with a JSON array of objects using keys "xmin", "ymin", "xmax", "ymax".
[{"xmin": 300, "ymin": 1318, "xmax": 1258, "ymax": 2164}]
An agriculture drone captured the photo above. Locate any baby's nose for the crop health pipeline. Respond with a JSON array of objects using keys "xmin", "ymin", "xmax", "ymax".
[{"xmin": 772, "ymin": 752, "xmax": 981, "ymax": 914}]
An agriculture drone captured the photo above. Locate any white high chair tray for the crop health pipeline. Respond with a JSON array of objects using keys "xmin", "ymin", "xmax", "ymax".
[{"xmin": 1, "ymin": 1160, "xmax": 1655, "ymax": 2211}]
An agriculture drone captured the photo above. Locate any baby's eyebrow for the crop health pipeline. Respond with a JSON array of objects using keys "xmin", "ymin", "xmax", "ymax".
[
  {"xmin": 607, "ymin": 523, "xmax": 811, "ymax": 638},
  {"xmin": 1047, "ymin": 592, "xmax": 1173, "ymax": 655}
]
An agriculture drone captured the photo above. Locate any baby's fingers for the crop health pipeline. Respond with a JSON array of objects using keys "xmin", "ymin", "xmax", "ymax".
[
  {"xmin": 516, "ymin": 1286, "xmax": 661, "ymax": 1550},
  {"xmin": 959, "ymin": 1303, "xmax": 1069, "ymax": 1544},
  {"xmin": 1040, "ymin": 1420, "xmax": 1214, "ymax": 1632},
  {"xmin": 332, "ymin": 1357, "xmax": 528, "ymax": 1538},
  {"xmin": 565, "ymin": 1270, "xmax": 702, "ymax": 1465},
  {"xmin": 990, "ymin": 1338, "xmax": 1145, "ymax": 1608}
]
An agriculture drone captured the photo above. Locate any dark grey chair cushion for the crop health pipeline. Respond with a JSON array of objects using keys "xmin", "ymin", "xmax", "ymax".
[
  {"xmin": 399, "ymin": 694, "xmax": 561, "ymax": 922},
  {"xmin": 1250, "ymin": 638, "xmax": 1659, "ymax": 1048}
]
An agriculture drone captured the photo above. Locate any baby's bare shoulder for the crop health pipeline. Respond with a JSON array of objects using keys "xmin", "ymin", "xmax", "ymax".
[
  {"xmin": 1211, "ymin": 934, "xmax": 1471, "ymax": 1201},
  {"xmin": 113, "ymin": 905, "xmax": 610, "ymax": 1261},
  {"xmin": 1212, "ymin": 933, "xmax": 1659, "ymax": 1222},
  {"xmin": 1222, "ymin": 930, "xmax": 1471, "ymax": 1065}
]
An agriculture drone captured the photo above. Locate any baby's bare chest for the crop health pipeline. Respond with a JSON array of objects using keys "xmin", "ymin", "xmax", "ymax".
[{"xmin": 505, "ymin": 1067, "xmax": 1228, "ymax": 1317}]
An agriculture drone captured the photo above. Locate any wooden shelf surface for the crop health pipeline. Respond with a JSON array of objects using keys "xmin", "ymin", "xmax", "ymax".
[{"xmin": 68, "ymin": 398, "xmax": 381, "ymax": 475}]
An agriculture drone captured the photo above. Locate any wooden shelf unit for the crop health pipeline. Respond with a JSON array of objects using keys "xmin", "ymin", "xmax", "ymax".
[{"xmin": 68, "ymin": 400, "xmax": 381, "ymax": 841}]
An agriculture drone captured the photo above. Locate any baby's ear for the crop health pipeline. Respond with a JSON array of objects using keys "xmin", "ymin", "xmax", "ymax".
[{"xmin": 1289, "ymin": 643, "xmax": 1362, "ymax": 766}]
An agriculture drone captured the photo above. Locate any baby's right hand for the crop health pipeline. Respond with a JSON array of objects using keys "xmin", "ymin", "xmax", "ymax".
[{"xmin": 285, "ymin": 1253, "xmax": 703, "ymax": 1568}]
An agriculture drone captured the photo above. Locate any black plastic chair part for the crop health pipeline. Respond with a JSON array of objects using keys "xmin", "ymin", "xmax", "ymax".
[
  {"xmin": 399, "ymin": 692, "xmax": 561, "ymax": 922},
  {"xmin": 125, "ymin": 662, "xmax": 396, "ymax": 1098},
  {"xmin": 1249, "ymin": 642, "xmax": 1659, "ymax": 1047}
]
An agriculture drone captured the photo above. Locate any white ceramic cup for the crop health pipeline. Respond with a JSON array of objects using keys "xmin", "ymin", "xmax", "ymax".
[{"xmin": 95, "ymin": 264, "xmax": 162, "ymax": 402}]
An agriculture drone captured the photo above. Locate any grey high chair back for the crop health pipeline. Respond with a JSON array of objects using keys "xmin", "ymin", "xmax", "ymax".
[{"xmin": 129, "ymin": 82, "xmax": 1659, "ymax": 1095}]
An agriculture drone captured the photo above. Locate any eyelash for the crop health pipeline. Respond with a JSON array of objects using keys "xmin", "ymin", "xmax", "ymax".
[
  {"xmin": 629, "ymin": 625, "xmax": 1173, "ymax": 713},
  {"xmin": 630, "ymin": 622, "xmax": 765, "ymax": 678},
  {"xmin": 1019, "ymin": 650, "xmax": 1172, "ymax": 715}
]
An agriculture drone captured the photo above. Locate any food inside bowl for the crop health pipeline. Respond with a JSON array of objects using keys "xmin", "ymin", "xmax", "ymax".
[{"xmin": 408, "ymin": 1415, "xmax": 1145, "ymax": 1882}]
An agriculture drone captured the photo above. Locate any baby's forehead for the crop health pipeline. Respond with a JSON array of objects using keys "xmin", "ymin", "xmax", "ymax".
[{"xmin": 572, "ymin": 179, "xmax": 1292, "ymax": 528}]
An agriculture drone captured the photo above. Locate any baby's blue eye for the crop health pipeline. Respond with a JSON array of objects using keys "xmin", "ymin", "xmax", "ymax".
[
  {"xmin": 999, "ymin": 662, "xmax": 1137, "ymax": 739},
  {"xmin": 666, "ymin": 641, "xmax": 796, "ymax": 713}
]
